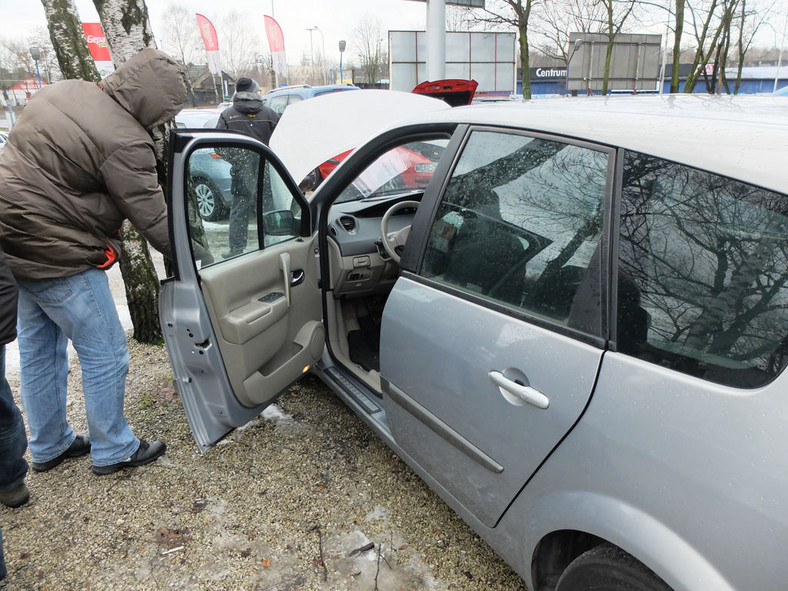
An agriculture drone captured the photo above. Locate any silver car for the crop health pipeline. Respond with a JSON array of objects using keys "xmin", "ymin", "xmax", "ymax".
[{"xmin": 160, "ymin": 93, "xmax": 788, "ymax": 591}]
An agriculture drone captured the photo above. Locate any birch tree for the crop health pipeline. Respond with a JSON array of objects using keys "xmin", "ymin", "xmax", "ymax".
[
  {"xmin": 92, "ymin": 0, "xmax": 166, "ymax": 343},
  {"xmin": 40, "ymin": 0, "xmax": 99, "ymax": 81}
]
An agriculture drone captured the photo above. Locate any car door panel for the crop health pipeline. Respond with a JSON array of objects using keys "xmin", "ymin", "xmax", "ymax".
[
  {"xmin": 198, "ymin": 239, "xmax": 324, "ymax": 408},
  {"xmin": 381, "ymin": 279, "xmax": 603, "ymax": 527},
  {"xmin": 381, "ymin": 127, "xmax": 613, "ymax": 528},
  {"xmin": 161, "ymin": 131, "xmax": 320, "ymax": 451}
]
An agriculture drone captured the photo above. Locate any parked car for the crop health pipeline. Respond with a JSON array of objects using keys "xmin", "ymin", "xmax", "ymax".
[
  {"xmin": 161, "ymin": 93, "xmax": 788, "ymax": 591},
  {"xmin": 773, "ymin": 85, "xmax": 788, "ymax": 96},
  {"xmin": 175, "ymin": 109, "xmax": 232, "ymax": 221},
  {"xmin": 261, "ymin": 83, "xmax": 359, "ymax": 116}
]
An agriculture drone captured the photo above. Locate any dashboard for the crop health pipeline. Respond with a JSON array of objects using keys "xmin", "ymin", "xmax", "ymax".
[{"xmin": 326, "ymin": 193, "xmax": 422, "ymax": 296}]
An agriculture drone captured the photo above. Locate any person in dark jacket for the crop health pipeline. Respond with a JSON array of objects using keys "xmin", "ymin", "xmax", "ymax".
[
  {"xmin": 215, "ymin": 77, "xmax": 279, "ymax": 257},
  {"xmin": 0, "ymin": 243, "xmax": 29, "ymax": 579},
  {"xmin": 0, "ymin": 48, "xmax": 187, "ymax": 476}
]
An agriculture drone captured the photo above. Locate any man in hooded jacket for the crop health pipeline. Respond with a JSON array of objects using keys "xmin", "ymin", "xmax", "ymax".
[
  {"xmin": 0, "ymin": 48, "xmax": 187, "ymax": 476},
  {"xmin": 215, "ymin": 77, "xmax": 279, "ymax": 257}
]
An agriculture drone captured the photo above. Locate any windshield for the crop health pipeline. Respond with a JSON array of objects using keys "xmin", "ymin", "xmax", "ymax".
[{"xmin": 335, "ymin": 140, "xmax": 449, "ymax": 203}]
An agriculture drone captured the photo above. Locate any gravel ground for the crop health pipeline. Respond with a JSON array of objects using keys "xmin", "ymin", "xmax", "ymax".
[{"xmin": 1, "ymin": 334, "xmax": 529, "ymax": 590}]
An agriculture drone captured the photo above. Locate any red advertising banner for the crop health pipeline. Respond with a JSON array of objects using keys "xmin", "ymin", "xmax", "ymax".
[
  {"xmin": 82, "ymin": 22, "xmax": 114, "ymax": 77},
  {"xmin": 264, "ymin": 16, "xmax": 285, "ymax": 53},
  {"xmin": 82, "ymin": 22, "xmax": 112, "ymax": 61},
  {"xmin": 196, "ymin": 13, "xmax": 220, "ymax": 52}
]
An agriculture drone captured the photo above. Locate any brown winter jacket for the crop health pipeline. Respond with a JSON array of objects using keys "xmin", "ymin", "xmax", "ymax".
[{"xmin": 0, "ymin": 48, "xmax": 187, "ymax": 280}]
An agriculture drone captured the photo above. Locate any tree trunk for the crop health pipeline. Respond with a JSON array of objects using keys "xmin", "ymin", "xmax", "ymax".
[
  {"xmin": 93, "ymin": 0, "xmax": 156, "ymax": 64},
  {"xmin": 40, "ymin": 0, "xmax": 101, "ymax": 81},
  {"xmin": 94, "ymin": 0, "xmax": 164, "ymax": 343},
  {"xmin": 519, "ymin": 22, "xmax": 532, "ymax": 99},
  {"xmin": 671, "ymin": 0, "xmax": 685, "ymax": 93},
  {"xmin": 683, "ymin": 0, "xmax": 721, "ymax": 93}
]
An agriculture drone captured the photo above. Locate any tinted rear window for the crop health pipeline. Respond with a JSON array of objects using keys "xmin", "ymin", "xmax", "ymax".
[{"xmin": 617, "ymin": 151, "xmax": 788, "ymax": 388}]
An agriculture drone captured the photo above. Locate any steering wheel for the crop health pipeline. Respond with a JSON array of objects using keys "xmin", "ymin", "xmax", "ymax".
[{"xmin": 380, "ymin": 200, "xmax": 420, "ymax": 264}]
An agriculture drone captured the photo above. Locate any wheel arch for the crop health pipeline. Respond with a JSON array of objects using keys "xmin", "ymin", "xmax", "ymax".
[{"xmin": 517, "ymin": 492, "xmax": 735, "ymax": 591}]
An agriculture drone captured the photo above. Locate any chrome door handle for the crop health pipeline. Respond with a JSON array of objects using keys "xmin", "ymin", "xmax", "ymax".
[
  {"xmin": 489, "ymin": 371, "xmax": 550, "ymax": 409},
  {"xmin": 290, "ymin": 269, "xmax": 305, "ymax": 287}
]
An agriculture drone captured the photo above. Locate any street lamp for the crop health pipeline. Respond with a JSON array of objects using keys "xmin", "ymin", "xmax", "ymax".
[
  {"xmin": 29, "ymin": 45, "xmax": 42, "ymax": 89},
  {"xmin": 313, "ymin": 26, "xmax": 326, "ymax": 85},
  {"xmin": 339, "ymin": 40, "xmax": 346, "ymax": 85},
  {"xmin": 306, "ymin": 26, "xmax": 316, "ymax": 83}
]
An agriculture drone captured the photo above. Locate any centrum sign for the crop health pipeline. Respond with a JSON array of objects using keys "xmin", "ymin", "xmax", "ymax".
[{"xmin": 532, "ymin": 67, "xmax": 567, "ymax": 80}]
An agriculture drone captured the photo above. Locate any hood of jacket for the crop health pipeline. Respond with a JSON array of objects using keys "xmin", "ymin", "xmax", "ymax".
[
  {"xmin": 233, "ymin": 93, "xmax": 264, "ymax": 114},
  {"xmin": 101, "ymin": 48, "xmax": 187, "ymax": 129}
]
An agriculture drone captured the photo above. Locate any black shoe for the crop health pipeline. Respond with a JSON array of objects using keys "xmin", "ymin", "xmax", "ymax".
[
  {"xmin": 92, "ymin": 440, "xmax": 166, "ymax": 476},
  {"xmin": 32, "ymin": 435, "xmax": 91, "ymax": 472},
  {"xmin": 0, "ymin": 483, "xmax": 29, "ymax": 508},
  {"xmin": 222, "ymin": 249, "xmax": 243, "ymax": 259}
]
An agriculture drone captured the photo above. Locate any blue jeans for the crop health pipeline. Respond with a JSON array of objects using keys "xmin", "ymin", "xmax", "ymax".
[
  {"xmin": 0, "ymin": 346, "xmax": 28, "ymax": 580},
  {"xmin": 16, "ymin": 269, "xmax": 139, "ymax": 467},
  {"xmin": 0, "ymin": 347, "xmax": 28, "ymax": 491}
]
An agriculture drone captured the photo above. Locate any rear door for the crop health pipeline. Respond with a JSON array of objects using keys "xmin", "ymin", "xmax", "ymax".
[
  {"xmin": 381, "ymin": 127, "xmax": 614, "ymax": 527},
  {"xmin": 160, "ymin": 131, "xmax": 324, "ymax": 451}
]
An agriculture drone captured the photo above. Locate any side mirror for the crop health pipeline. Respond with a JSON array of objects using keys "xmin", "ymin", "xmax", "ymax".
[{"xmin": 263, "ymin": 210, "xmax": 297, "ymax": 236}]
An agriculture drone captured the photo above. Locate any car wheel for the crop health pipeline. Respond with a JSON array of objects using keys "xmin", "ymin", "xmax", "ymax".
[
  {"xmin": 555, "ymin": 544, "xmax": 673, "ymax": 591},
  {"xmin": 193, "ymin": 176, "xmax": 227, "ymax": 221}
]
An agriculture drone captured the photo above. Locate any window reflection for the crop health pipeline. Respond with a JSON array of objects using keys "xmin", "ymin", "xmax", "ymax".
[
  {"xmin": 619, "ymin": 152, "xmax": 788, "ymax": 387},
  {"xmin": 185, "ymin": 148, "xmax": 298, "ymax": 268},
  {"xmin": 422, "ymin": 130, "xmax": 608, "ymax": 333}
]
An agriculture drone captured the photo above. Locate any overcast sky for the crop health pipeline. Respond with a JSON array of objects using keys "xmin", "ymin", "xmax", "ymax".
[
  {"xmin": 3, "ymin": 0, "xmax": 432, "ymax": 66},
  {"xmin": 3, "ymin": 0, "xmax": 786, "ymax": 67}
]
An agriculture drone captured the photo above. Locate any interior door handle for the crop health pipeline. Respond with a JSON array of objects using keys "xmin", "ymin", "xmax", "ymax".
[
  {"xmin": 290, "ymin": 269, "xmax": 305, "ymax": 287},
  {"xmin": 489, "ymin": 371, "xmax": 550, "ymax": 409}
]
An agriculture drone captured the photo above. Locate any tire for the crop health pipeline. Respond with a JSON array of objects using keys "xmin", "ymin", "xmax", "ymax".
[
  {"xmin": 193, "ymin": 176, "xmax": 227, "ymax": 221},
  {"xmin": 555, "ymin": 544, "xmax": 673, "ymax": 591}
]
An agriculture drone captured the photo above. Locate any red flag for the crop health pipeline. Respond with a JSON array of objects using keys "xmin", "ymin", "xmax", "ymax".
[
  {"xmin": 196, "ymin": 14, "xmax": 221, "ymax": 75},
  {"xmin": 264, "ymin": 16, "xmax": 285, "ymax": 53},
  {"xmin": 196, "ymin": 13, "xmax": 219, "ymax": 52}
]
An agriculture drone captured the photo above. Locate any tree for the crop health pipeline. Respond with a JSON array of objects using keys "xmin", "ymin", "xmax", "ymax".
[
  {"xmin": 671, "ymin": 0, "xmax": 686, "ymax": 92},
  {"xmin": 469, "ymin": 0, "xmax": 537, "ymax": 99},
  {"xmin": 40, "ymin": 0, "xmax": 97, "ymax": 81},
  {"xmin": 352, "ymin": 16, "xmax": 386, "ymax": 86},
  {"xmin": 596, "ymin": 0, "xmax": 639, "ymax": 95},
  {"xmin": 732, "ymin": 0, "xmax": 774, "ymax": 93},
  {"xmin": 90, "ymin": 0, "xmax": 166, "ymax": 343},
  {"xmin": 683, "ymin": 0, "xmax": 726, "ymax": 92},
  {"xmin": 218, "ymin": 11, "xmax": 262, "ymax": 78},
  {"xmin": 532, "ymin": 0, "xmax": 604, "ymax": 64},
  {"xmin": 159, "ymin": 4, "xmax": 202, "ymax": 105}
]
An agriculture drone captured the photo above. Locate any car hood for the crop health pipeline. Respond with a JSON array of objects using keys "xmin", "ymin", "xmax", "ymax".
[{"xmin": 269, "ymin": 90, "xmax": 451, "ymax": 186}]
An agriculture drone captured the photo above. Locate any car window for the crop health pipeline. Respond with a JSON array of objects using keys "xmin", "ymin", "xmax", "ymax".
[
  {"xmin": 186, "ymin": 146, "xmax": 299, "ymax": 267},
  {"xmin": 421, "ymin": 129, "xmax": 609, "ymax": 331},
  {"xmin": 618, "ymin": 151, "xmax": 788, "ymax": 387},
  {"xmin": 334, "ymin": 140, "xmax": 448, "ymax": 203},
  {"xmin": 268, "ymin": 95, "xmax": 288, "ymax": 115},
  {"xmin": 287, "ymin": 95, "xmax": 304, "ymax": 107}
]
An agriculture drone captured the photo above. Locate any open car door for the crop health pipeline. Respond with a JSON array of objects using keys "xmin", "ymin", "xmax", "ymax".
[{"xmin": 160, "ymin": 131, "xmax": 324, "ymax": 451}]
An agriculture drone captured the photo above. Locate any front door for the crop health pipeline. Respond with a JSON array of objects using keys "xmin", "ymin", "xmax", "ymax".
[
  {"xmin": 160, "ymin": 132, "xmax": 324, "ymax": 451},
  {"xmin": 381, "ymin": 128, "xmax": 614, "ymax": 527}
]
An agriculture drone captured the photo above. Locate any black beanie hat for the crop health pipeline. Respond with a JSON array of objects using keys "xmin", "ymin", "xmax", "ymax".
[{"xmin": 235, "ymin": 78, "xmax": 260, "ymax": 93}]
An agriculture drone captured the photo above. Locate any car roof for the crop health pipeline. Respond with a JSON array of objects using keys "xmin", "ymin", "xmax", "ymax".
[
  {"xmin": 397, "ymin": 95, "xmax": 788, "ymax": 195},
  {"xmin": 265, "ymin": 84, "xmax": 358, "ymax": 97}
]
